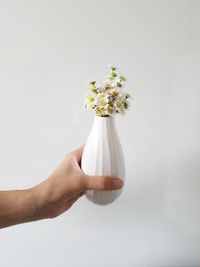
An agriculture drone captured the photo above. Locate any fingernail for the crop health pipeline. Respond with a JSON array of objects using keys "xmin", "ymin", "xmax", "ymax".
[{"xmin": 112, "ymin": 178, "xmax": 124, "ymax": 189}]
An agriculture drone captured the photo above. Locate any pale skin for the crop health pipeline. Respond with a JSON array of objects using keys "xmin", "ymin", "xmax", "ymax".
[{"xmin": 0, "ymin": 146, "xmax": 123, "ymax": 229}]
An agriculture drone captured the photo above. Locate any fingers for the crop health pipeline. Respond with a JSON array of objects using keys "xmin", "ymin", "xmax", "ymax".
[
  {"xmin": 51, "ymin": 194, "xmax": 83, "ymax": 217},
  {"xmin": 66, "ymin": 192, "xmax": 84, "ymax": 208},
  {"xmin": 70, "ymin": 145, "xmax": 84, "ymax": 163},
  {"xmin": 83, "ymin": 175, "xmax": 124, "ymax": 191}
]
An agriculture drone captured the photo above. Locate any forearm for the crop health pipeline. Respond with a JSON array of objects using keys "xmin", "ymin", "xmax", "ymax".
[{"xmin": 0, "ymin": 188, "xmax": 38, "ymax": 228}]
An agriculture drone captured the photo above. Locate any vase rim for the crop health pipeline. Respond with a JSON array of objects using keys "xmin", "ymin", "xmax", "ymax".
[{"xmin": 94, "ymin": 115, "xmax": 114, "ymax": 119}]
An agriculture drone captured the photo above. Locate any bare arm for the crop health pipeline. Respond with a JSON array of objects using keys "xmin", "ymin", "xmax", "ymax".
[{"xmin": 0, "ymin": 146, "xmax": 123, "ymax": 228}]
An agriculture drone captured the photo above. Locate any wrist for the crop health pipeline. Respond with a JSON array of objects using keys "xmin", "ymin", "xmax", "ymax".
[
  {"xmin": 20, "ymin": 188, "xmax": 39, "ymax": 223},
  {"xmin": 31, "ymin": 180, "xmax": 53, "ymax": 221}
]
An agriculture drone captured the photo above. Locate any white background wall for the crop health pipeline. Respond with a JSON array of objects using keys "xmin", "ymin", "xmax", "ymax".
[{"xmin": 0, "ymin": 0, "xmax": 200, "ymax": 266}]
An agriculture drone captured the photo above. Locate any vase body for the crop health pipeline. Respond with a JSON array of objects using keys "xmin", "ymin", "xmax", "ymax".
[{"xmin": 81, "ymin": 116, "xmax": 125, "ymax": 205}]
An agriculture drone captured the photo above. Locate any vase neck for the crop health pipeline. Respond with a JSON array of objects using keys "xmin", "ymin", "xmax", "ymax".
[
  {"xmin": 92, "ymin": 115, "xmax": 116, "ymax": 131},
  {"xmin": 94, "ymin": 115, "xmax": 114, "ymax": 123}
]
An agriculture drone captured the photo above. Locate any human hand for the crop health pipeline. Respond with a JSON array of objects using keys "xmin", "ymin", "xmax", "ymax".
[{"xmin": 33, "ymin": 146, "xmax": 124, "ymax": 220}]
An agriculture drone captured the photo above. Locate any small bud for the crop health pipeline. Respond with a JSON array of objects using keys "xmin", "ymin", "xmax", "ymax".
[
  {"xmin": 119, "ymin": 75, "xmax": 126, "ymax": 82},
  {"xmin": 91, "ymin": 87, "xmax": 97, "ymax": 93},
  {"xmin": 111, "ymin": 66, "xmax": 117, "ymax": 71},
  {"xmin": 90, "ymin": 81, "xmax": 96, "ymax": 85},
  {"xmin": 108, "ymin": 75, "xmax": 114, "ymax": 81},
  {"xmin": 104, "ymin": 83, "xmax": 112, "ymax": 89},
  {"xmin": 111, "ymin": 72, "xmax": 117, "ymax": 78},
  {"xmin": 124, "ymin": 101, "xmax": 128, "ymax": 109},
  {"xmin": 116, "ymin": 82, "xmax": 122, "ymax": 87}
]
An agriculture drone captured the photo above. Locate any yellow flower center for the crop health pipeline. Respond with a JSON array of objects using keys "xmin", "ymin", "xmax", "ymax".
[
  {"xmin": 88, "ymin": 97, "xmax": 94, "ymax": 102},
  {"xmin": 99, "ymin": 93, "xmax": 105, "ymax": 99},
  {"xmin": 112, "ymin": 90, "xmax": 118, "ymax": 97},
  {"xmin": 108, "ymin": 108, "xmax": 113, "ymax": 114},
  {"xmin": 108, "ymin": 98, "xmax": 113, "ymax": 104},
  {"xmin": 96, "ymin": 109, "xmax": 102, "ymax": 115},
  {"xmin": 101, "ymin": 100, "xmax": 107, "ymax": 107},
  {"xmin": 117, "ymin": 101, "xmax": 122, "ymax": 108}
]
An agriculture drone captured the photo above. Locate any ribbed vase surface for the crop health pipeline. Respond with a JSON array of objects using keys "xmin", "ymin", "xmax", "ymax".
[{"xmin": 81, "ymin": 116, "xmax": 125, "ymax": 205}]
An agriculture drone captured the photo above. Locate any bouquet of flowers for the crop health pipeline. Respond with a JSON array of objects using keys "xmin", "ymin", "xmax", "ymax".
[{"xmin": 84, "ymin": 66, "xmax": 131, "ymax": 117}]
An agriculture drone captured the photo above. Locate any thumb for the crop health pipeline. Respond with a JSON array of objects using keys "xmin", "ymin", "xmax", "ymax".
[{"xmin": 84, "ymin": 175, "xmax": 124, "ymax": 191}]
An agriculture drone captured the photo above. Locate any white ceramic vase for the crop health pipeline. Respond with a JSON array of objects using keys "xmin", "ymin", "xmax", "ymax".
[{"xmin": 81, "ymin": 115, "xmax": 125, "ymax": 205}]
